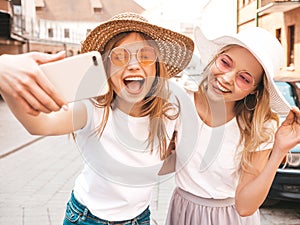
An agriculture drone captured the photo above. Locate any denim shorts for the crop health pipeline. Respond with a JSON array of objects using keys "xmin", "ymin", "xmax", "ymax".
[{"xmin": 63, "ymin": 192, "xmax": 151, "ymax": 225}]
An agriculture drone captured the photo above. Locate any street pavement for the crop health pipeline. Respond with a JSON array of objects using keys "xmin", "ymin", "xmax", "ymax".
[
  {"xmin": 1, "ymin": 100, "xmax": 300, "ymax": 225},
  {"xmin": 0, "ymin": 99, "xmax": 43, "ymax": 158}
]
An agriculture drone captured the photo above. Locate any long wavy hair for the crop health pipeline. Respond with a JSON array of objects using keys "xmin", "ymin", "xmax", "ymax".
[
  {"xmin": 198, "ymin": 45, "xmax": 279, "ymax": 172},
  {"xmin": 90, "ymin": 31, "xmax": 180, "ymax": 160}
]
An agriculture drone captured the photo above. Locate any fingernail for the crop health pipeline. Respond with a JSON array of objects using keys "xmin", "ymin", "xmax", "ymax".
[
  {"xmin": 56, "ymin": 51, "xmax": 66, "ymax": 56},
  {"xmin": 62, "ymin": 105, "xmax": 69, "ymax": 111}
]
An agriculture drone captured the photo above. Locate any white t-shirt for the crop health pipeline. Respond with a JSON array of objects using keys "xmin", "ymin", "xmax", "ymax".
[
  {"xmin": 73, "ymin": 100, "xmax": 177, "ymax": 221},
  {"xmin": 175, "ymin": 90, "xmax": 276, "ymax": 199}
]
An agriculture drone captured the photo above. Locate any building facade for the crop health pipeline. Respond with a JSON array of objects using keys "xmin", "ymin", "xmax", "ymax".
[
  {"xmin": 237, "ymin": 0, "xmax": 300, "ymax": 78},
  {"xmin": 0, "ymin": 0, "xmax": 144, "ymax": 55}
]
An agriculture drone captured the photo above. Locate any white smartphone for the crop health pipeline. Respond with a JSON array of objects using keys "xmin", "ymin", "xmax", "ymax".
[{"xmin": 40, "ymin": 51, "xmax": 109, "ymax": 102}]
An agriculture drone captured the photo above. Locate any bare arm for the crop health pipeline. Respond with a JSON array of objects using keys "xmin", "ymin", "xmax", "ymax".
[
  {"xmin": 2, "ymin": 93, "xmax": 87, "ymax": 135},
  {"xmin": 0, "ymin": 51, "xmax": 67, "ymax": 116},
  {"xmin": 235, "ymin": 107, "xmax": 300, "ymax": 216}
]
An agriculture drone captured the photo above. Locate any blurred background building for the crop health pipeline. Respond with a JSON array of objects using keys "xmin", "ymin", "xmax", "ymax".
[{"xmin": 0, "ymin": 0, "xmax": 144, "ymax": 55}]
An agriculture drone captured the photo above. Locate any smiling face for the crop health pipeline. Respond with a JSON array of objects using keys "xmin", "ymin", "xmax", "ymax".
[
  {"xmin": 108, "ymin": 32, "xmax": 157, "ymax": 108},
  {"xmin": 207, "ymin": 46, "xmax": 263, "ymax": 105}
]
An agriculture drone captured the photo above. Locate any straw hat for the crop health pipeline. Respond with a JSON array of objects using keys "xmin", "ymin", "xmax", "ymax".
[
  {"xmin": 194, "ymin": 26, "xmax": 291, "ymax": 116},
  {"xmin": 81, "ymin": 12, "xmax": 194, "ymax": 78}
]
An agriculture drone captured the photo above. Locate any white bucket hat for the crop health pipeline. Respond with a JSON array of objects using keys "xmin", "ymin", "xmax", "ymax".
[{"xmin": 194, "ymin": 26, "xmax": 291, "ymax": 116}]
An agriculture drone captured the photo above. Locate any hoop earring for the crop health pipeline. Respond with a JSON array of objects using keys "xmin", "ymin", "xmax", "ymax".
[{"xmin": 244, "ymin": 92, "xmax": 258, "ymax": 111}]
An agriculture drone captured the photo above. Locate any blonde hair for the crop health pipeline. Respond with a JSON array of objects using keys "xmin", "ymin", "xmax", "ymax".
[
  {"xmin": 198, "ymin": 45, "xmax": 279, "ymax": 172},
  {"xmin": 90, "ymin": 32, "xmax": 180, "ymax": 160}
]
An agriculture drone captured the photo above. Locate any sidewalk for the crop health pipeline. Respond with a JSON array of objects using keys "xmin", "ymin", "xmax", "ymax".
[
  {"xmin": 0, "ymin": 100, "xmax": 42, "ymax": 158},
  {"xmin": 0, "ymin": 136, "xmax": 80, "ymax": 224}
]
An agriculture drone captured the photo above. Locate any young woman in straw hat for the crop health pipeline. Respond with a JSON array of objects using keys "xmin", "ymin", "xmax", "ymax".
[
  {"xmin": 165, "ymin": 27, "xmax": 300, "ymax": 225},
  {"xmin": 0, "ymin": 12, "xmax": 193, "ymax": 225}
]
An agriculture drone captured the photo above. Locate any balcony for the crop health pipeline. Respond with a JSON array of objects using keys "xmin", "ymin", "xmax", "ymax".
[
  {"xmin": 258, "ymin": 0, "xmax": 300, "ymax": 15},
  {"xmin": 11, "ymin": 14, "xmax": 92, "ymax": 45}
]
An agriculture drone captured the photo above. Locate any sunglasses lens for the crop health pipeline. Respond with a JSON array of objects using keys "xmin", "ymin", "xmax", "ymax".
[
  {"xmin": 215, "ymin": 54, "xmax": 232, "ymax": 73},
  {"xmin": 215, "ymin": 54, "xmax": 255, "ymax": 90},
  {"xmin": 110, "ymin": 47, "xmax": 130, "ymax": 67},
  {"xmin": 137, "ymin": 46, "xmax": 157, "ymax": 65},
  {"xmin": 110, "ymin": 46, "xmax": 157, "ymax": 67},
  {"xmin": 236, "ymin": 72, "xmax": 255, "ymax": 90}
]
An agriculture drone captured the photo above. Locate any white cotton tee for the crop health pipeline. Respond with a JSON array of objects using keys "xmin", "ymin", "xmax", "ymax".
[
  {"xmin": 73, "ymin": 99, "xmax": 178, "ymax": 221},
  {"xmin": 175, "ymin": 90, "xmax": 276, "ymax": 199}
]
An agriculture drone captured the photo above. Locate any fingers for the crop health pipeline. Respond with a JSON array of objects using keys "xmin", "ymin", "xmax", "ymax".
[
  {"xmin": 4, "ymin": 90, "xmax": 41, "ymax": 116},
  {"xmin": 281, "ymin": 107, "xmax": 300, "ymax": 130},
  {"xmin": 11, "ymin": 66, "xmax": 66, "ymax": 113},
  {"xmin": 30, "ymin": 51, "xmax": 66, "ymax": 65},
  {"xmin": 27, "ymin": 52, "xmax": 68, "ymax": 111},
  {"xmin": 14, "ymin": 84, "xmax": 61, "ymax": 116},
  {"xmin": 281, "ymin": 110, "xmax": 295, "ymax": 126},
  {"xmin": 33, "ymin": 68, "xmax": 67, "ymax": 110},
  {"xmin": 19, "ymin": 97, "xmax": 40, "ymax": 116},
  {"xmin": 291, "ymin": 106, "xmax": 300, "ymax": 124},
  {"xmin": 17, "ymin": 83, "xmax": 53, "ymax": 114}
]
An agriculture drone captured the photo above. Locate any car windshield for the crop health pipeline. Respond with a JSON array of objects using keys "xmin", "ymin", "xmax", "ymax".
[{"xmin": 275, "ymin": 81, "xmax": 297, "ymax": 106}]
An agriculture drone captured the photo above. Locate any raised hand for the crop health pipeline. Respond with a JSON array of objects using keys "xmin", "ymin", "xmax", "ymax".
[
  {"xmin": 0, "ymin": 51, "xmax": 67, "ymax": 116},
  {"xmin": 274, "ymin": 107, "xmax": 300, "ymax": 156}
]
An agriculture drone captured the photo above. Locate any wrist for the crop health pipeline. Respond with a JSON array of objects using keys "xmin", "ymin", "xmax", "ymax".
[{"xmin": 269, "ymin": 146, "xmax": 286, "ymax": 165}]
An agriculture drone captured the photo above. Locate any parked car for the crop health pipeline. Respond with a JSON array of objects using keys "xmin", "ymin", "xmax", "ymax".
[{"xmin": 263, "ymin": 77, "xmax": 300, "ymax": 206}]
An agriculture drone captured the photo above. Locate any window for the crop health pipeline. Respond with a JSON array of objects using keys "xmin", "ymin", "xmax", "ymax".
[
  {"xmin": 287, "ymin": 25, "xmax": 295, "ymax": 67},
  {"xmin": 12, "ymin": 5, "xmax": 22, "ymax": 32},
  {"xmin": 276, "ymin": 28, "xmax": 281, "ymax": 43},
  {"xmin": 64, "ymin": 28, "xmax": 70, "ymax": 38},
  {"xmin": 48, "ymin": 28, "xmax": 54, "ymax": 38},
  {"xmin": 90, "ymin": 0, "xmax": 103, "ymax": 13}
]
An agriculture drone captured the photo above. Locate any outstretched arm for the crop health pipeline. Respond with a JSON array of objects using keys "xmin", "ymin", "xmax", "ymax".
[
  {"xmin": 3, "ymin": 92, "xmax": 87, "ymax": 136},
  {"xmin": 235, "ymin": 107, "xmax": 300, "ymax": 216},
  {"xmin": 0, "ymin": 51, "xmax": 67, "ymax": 116}
]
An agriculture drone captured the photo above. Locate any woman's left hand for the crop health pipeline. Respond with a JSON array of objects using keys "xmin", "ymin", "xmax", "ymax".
[{"xmin": 274, "ymin": 107, "xmax": 300, "ymax": 155}]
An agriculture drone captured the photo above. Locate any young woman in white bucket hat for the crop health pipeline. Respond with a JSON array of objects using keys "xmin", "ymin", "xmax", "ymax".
[
  {"xmin": 166, "ymin": 26, "xmax": 300, "ymax": 225},
  {"xmin": 0, "ymin": 12, "xmax": 194, "ymax": 225}
]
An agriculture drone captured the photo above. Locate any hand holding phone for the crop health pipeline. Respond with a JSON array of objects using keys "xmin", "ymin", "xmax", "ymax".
[{"xmin": 40, "ymin": 51, "xmax": 109, "ymax": 102}]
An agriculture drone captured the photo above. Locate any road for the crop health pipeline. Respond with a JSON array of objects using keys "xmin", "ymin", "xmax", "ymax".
[{"xmin": 0, "ymin": 99, "xmax": 300, "ymax": 224}]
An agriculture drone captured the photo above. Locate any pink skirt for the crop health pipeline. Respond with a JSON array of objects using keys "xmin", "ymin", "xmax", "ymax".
[{"xmin": 165, "ymin": 187, "xmax": 261, "ymax": 225}]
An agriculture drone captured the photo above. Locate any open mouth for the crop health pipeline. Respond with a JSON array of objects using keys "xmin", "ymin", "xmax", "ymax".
[
  {"xmin": 123, "ymin": 76, "xmax": 145, "ymax": 94},
  {"xmin": 216, "ymin": 80, "xmax": 231, "ymax": 93}
]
